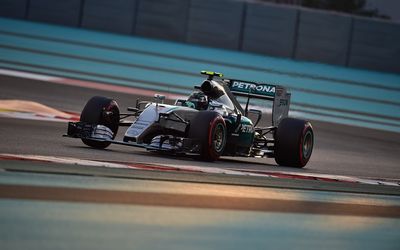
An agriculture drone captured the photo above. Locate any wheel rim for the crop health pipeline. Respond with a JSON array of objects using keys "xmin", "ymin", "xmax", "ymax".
[
  {"xmin": 302, "ymin": 130, "xmax": 313, "ymax": 159},
  {"xmin": 213, "ymin": 123, "xmax": 225, "ymax": 153},
  {"xmin": 103, "ymin": 102, "xmax": 119, "ymax": 134}
]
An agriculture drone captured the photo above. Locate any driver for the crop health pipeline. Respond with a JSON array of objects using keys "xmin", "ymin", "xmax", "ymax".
[{"xmin": 186, "ymin": 91, "xmax": 208, "ymax": 110}]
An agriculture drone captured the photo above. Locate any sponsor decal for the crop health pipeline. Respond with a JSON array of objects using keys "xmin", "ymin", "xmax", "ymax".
[
  {"xmin": 279, "ymin": 99, "xmax": 288, "ymax": 107},
  {"xmin": 231, "ymin": 81, "xmax": 275, "ymax": 97},
  {"xmin": 241, "ymin": 124, "xmax": 254, "ymax": 133}
]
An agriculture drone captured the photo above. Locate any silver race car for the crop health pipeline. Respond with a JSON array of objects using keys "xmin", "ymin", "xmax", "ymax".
[{"xmin": 65, "ymin": 71, "xmax": 314, "ymax": 167}]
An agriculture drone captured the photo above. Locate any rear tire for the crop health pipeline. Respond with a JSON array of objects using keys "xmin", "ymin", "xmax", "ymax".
[
  {"xmin": 274, "ymin": 118, "xmax": 313, "ymax": 168},
  {"xmin": 188, "ymin": 111, "xmax": 227, "ymax": 161},
  {"xmin": 80, "ymin": 96, "xmax": 120, "ymax": 149}
]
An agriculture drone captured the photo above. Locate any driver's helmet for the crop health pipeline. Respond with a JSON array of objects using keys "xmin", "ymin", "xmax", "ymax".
[{"xmin": 187, "ymin": 91, "xmax": 208, "ymax": 110}]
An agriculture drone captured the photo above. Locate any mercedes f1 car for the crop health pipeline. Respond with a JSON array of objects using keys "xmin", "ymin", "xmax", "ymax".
[{"xmin": 65, "ymin": 71, "xmax": 314, "ymax": 168}]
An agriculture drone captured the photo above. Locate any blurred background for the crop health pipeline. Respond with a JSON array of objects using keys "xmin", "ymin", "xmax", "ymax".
[
  {"xmin": 0, "ymin": 0, "xmax": 399, "ymax": 132},
  {"xmin": 0, "ymin": 0, "xmax": 399, "ymax": 72}
]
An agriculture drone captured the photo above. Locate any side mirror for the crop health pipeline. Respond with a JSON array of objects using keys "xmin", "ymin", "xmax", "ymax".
[
  {"xmin": 248, "ymin": 109, "xmax": 262, "ymax": 127},
  {"xmin": 174, "ymin": 99, "xmax": 186, "ymax": 106},
  {"xmin": 154, "ymin": 94, "xmax": 165, "ymax": 104},
  {"xmin": 135, "ymin": 98, "xmax": 150, "ymax": 110},
  {"xmin": 127, "ymin": 107, "xmax": 139, "ymax": 112}
]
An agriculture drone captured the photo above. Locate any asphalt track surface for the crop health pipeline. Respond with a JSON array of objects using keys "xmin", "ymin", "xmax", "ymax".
[
  {"xmin": 1, "ymin": 74, "xmax": 400, "ymax": 180},
  {"xmin": 1, "ymin": 174, "xmax": 398, "ymax": 250}
]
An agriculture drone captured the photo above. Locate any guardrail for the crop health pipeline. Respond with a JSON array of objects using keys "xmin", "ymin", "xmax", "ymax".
[{"xmin": 0, "ymin": 0, "xmax": 399, "ymax": 73}]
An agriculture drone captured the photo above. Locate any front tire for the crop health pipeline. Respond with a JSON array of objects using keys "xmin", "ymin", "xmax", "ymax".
[
  {"xmin": 80, "ymin": 96, "xmax": 120, "ymax": 149},
  {"xmin": 188, "ymin": 111, "xmax": 227, "ymax": 161},
  {"xmin": 274, "ymin": 118, "xmax": 314, "ymax": 168}
]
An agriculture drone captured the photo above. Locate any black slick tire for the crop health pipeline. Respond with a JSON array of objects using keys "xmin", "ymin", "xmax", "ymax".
[
  {"xmin": 188, "ymin": 111, "xmax": 227, "ymax": 161},
  {"xmin": 80, "ymin": 96, "xmax": 120, "ymax": 149},
  {"xmin": 274, "ymin": 118, "xmax": 314, "ymax": 168}
]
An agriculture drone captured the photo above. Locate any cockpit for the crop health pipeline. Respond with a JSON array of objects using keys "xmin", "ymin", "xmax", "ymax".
[{"xmin": 176, "ymin": 80, "xmax": 244, "ymax": 117}]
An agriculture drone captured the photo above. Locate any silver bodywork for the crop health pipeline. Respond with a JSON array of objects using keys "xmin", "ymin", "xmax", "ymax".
[
  {"xmin": 124, "ymin": 103, "xmax": 193, "ymax": 143},
  {"xmin": 272, "ymin": 86, "xmax": 291, "ymax": 126},
  {"xmin": 124, "ymin": 92, "xmax": 237, "ymax": 145}
]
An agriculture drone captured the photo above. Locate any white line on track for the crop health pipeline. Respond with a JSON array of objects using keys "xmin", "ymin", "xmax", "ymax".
[{"xmin": 1, "ymin": 153, "xmax": 398, "ymax": 187}]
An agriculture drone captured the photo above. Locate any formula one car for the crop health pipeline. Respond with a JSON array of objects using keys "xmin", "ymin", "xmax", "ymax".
[{"xmin": 65, "ymin": 71, "xmax": 314, "ymax": 168}]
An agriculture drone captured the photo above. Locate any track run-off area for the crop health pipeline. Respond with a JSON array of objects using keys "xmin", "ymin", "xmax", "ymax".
[{"xmin": 0, "ymin": 17, "xmax": 400, "ymax": 250}]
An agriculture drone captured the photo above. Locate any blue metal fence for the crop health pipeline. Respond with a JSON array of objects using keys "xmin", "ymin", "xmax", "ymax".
[{"xmin": 0, "ymin": 0, "xmax": 399, "ymax": 73}]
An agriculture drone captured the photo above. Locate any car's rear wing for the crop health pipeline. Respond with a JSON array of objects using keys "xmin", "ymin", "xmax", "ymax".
[
  {"xmin": 199, "ymin": 71, "xmax": 291, "ymax": 126},
  {"xmin": 227, "ymin": 79, "xmax": 291, "ymax": 127},
  {"xmin": 228, "ymin": 79, "xmax": 275, "ymax": 100}
]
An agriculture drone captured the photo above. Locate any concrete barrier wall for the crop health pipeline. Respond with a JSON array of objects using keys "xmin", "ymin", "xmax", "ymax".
[
  {"xmin": 349, "ymin": 17, "xmax": 400, "ymax": 73},
  {"xmin": 135, "ymin": 0, "xmax": 190, "ymax": 41},
  {"xmin": 295, "ymin": 9, "xmax": 352, "ymax": 65},
  {"xmin": 0, "ymin": 0, "xmax": 28, "ymax": 19},
  {"xmin": 242, "ymin": 2, "xmax": 298, "ymax": 58},
  {"xmin": 186, "ymin": 0, "xmax": 244, "ymax": 50},
  {"xmin": 28, "ymin": 0, "xmax": 82, "ymax": 27},
  {"xmin": 0, "ymin": 0, "xmax": 399, "ymax": 73},
  {"xmin": 81, "ymin": 0, "xmax": 137, "ymax": 34}
]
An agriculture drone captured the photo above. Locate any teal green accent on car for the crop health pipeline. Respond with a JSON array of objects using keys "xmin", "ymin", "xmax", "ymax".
[
  {"xmin": 238, "ymin": 116, "xmax": 254, "ymax": 146},
  {"xmin": 230, "ymin": 80, "xmax": 276, "ymax": 97},
  {"xmin": 240, "ymin": 116, "xmax": 253, "ymax": 125},
  {"xmin": 223, "ymin": 115, "xmax": 254, "ymax": 153},
  {"xmin": 225, "ymin": 116, "xmax": 236, "ymax": 126},
  {"xmin": 183, "ymin": 101, "xmax": 195, "ymax": 109}
]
